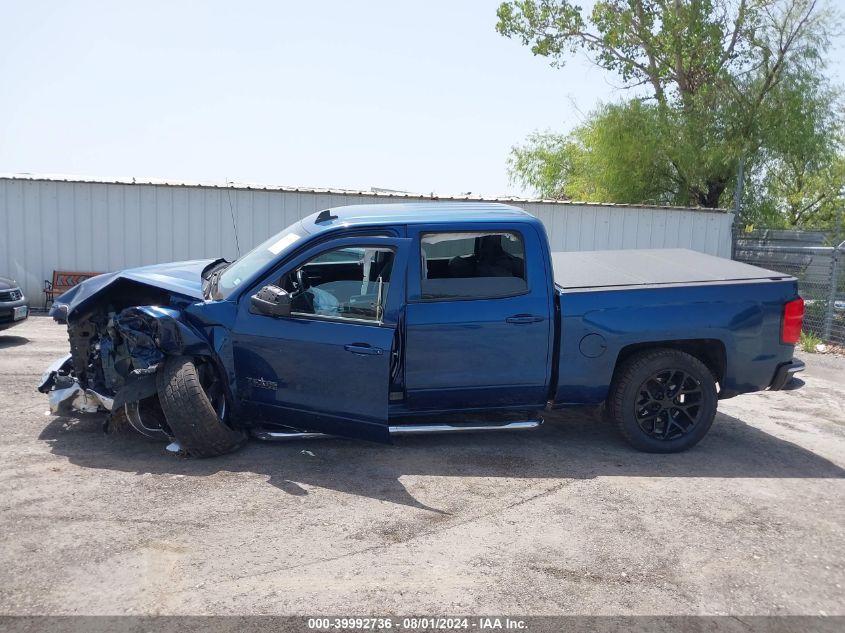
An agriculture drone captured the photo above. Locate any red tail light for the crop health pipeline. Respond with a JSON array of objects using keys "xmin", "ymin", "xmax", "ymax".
[{"xmin": 781, "ymin": 297, "xmax": 804, "ymax": 344}]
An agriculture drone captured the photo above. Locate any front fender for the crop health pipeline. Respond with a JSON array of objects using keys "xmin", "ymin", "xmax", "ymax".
[
  {"xmin": 106, "ymin": 306, "xmax": 219, "ymax": 409},
  {"xmin": 114, "ymin": 306, "xmax": 214, "ymax": 367}
]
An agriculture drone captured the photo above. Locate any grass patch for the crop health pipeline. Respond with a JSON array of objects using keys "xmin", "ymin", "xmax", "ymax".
[{"xmin": 800, "ymin": 330, "xmax": 823, "ymax": 353}]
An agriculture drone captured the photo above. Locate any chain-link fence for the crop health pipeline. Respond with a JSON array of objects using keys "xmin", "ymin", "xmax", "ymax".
[{"xmin": 734, "ymin": 228, "xmax": 845, "ymax": 345}]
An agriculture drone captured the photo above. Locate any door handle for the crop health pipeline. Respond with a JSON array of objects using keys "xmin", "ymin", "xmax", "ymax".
[
  {"xmin": 506, "ymin": 314, "xmax": 545, "ymax": 325},
  {"xmin": 344, "ymin": 343, "xmax": 384, "ymax": 356}
]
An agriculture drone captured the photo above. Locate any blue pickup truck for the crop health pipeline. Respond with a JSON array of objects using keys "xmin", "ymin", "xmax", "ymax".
[{"xmin": 39, "ymin": 203, "xmax": 805, "ymax": 457}]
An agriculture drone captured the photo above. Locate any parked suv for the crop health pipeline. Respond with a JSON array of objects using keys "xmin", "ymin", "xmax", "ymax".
[{"xmin": 0, "ymin": 276, "xmax": 29, "ymax": 331}]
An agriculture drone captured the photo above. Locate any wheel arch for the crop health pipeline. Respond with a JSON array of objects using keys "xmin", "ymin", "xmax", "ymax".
[{"xmin": 613, "ymin": 339, "xmax": 727, "ymax": 386}]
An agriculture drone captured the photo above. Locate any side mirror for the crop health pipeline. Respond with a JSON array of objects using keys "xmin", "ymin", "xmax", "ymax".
[{"xmin": 250, "ymin": 284, "xmax": 291, "ymax": 318}]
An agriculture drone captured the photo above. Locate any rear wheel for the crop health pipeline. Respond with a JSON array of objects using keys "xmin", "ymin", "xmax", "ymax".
[
  {"xmin": 156, "ymin": 356, "xmax": 246, "ymax": 457},
  {"xmin": 607, "ymin": 348, "xmax": 717, "ymax": 453}
]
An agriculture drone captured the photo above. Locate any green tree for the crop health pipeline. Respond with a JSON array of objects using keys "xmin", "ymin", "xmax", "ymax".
[
  {"xmin": 510, "ymin": 101, "xmax": 677, "ymax": 203},
  {"xmin": 742, "ymin": 71, "xmax": 844, "ymax": 230},
  {"xmin": 497, "ymin": 0, "xmax": 841, "ymax": 215}
]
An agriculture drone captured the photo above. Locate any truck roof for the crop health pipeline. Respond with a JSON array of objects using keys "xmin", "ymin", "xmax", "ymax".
[
  {"xmin": 301, "ymin": 202, "xmax": 537, "ymax": 232},
  {"xmin": 554, "ymin": 248, "xmax": 793, "ymax": 290}
]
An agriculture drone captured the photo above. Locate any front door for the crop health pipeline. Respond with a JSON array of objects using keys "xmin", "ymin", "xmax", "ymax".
[{"xmin": 231, "ymin": 237, "xmax": 409, "ymax": 442}]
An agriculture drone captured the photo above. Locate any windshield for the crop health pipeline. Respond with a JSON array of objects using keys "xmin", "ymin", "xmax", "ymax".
[{"xmin": 214, "ymin": 224, "xmax": 305, "ymax": 299}]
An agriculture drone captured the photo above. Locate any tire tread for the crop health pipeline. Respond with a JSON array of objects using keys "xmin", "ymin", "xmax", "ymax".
[{"xmin": 156, "ymin": 356, "xmax": 245, "ymax": 458}]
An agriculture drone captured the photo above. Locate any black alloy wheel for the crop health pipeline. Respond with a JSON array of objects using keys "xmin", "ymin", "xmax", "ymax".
[
  {"xmin": 607, "ymin": 348, "xmax": 718, "ymax": 453},
  {"xmin": 634, "ymin": 368, "xmax": 703, "ymax": 440}
]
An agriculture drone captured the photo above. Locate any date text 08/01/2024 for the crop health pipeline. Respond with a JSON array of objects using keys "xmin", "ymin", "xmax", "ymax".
[{"xmin": 307, "ymin": 617, "xmax": 528, "ymax": 630}]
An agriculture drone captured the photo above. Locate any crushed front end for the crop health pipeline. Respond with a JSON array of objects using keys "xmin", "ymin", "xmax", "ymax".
[{"xmin": 38, "ymin": 260, "xmax": 222, "ymax": 441}]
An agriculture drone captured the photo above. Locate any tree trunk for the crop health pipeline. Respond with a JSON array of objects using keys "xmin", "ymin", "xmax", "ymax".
[{"xmin": 692, "ymin": 178, "xmax": 727, "ymax": 208}]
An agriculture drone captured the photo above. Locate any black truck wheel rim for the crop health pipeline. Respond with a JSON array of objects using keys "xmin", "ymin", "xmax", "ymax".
[{"xmin": 634, "ymin": 369, "xmax": 703, "ymax": 440}]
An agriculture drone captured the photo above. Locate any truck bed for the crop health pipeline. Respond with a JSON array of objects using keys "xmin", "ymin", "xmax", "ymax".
[{"xmin": 552, "ymin": 248, "xmax": 791, "ymax": 290}]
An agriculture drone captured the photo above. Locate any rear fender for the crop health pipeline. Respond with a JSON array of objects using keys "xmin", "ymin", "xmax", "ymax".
[{"xmin": 553, "ymin": 301, "xmax": 737, "ymax": 405}]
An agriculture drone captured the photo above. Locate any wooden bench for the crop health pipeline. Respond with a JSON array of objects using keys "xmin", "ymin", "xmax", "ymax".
[{"xmin": 44, "ymin": 271, "xmax": 103, "ymax": 308}]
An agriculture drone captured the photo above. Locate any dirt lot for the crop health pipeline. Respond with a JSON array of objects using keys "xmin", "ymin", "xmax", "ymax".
[{"xmin": 0, "ymin": 316, "xmax": 843, "ymax": 616}]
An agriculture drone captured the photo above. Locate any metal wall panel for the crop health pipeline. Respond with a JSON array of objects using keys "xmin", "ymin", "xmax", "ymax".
[{"xmin": 0, "ymin": 177, "xmax": 734, "ymax": 304}]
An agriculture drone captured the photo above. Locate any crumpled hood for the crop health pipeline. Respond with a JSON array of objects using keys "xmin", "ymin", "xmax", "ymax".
[
  {"xmin": 50, "ymin": 259, "xmax": 222, "ymax": 322},
  {"xmin": 0, "ymin": 276, "xmax": 18, "ymax": 291}
]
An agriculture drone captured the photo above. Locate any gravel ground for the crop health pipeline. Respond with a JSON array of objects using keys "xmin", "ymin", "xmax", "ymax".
[{"xmin": 0, "ymin": 316, "xmax": 843, "ymax": 616}]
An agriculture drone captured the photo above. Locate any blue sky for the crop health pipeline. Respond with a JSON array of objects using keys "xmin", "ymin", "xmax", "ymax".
[{"xmin": 1, "ymin": 1, "xmax": 842, "ymax": 198}]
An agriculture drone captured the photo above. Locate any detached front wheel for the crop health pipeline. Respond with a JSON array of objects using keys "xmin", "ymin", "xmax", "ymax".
[
  {"xmin": 157, "ymin": 356, "xmax": 246, "ymax": 457},
  {"xmin": 607, "ymin": 349, "xmax": 718, "ymax": 453}
]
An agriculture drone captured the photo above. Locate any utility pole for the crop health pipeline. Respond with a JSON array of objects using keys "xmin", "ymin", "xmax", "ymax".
[{"xmin": 731, "ymin": 157, "xmax": 745, "ymax": 260}]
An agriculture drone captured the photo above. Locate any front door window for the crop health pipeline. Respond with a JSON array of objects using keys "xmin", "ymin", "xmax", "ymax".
[{"xmin": 280, "ymin": 246, "xmax": 395, "ymax": 322}]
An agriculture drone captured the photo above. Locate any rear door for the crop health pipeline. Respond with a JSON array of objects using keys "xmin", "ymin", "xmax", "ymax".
[
  {"xmin": 403, "ymin": 224, "xmax": 554, "ymax": 411},
  {"xmin": 230, "ymin": 236, "xmax": 410, "ymax": 442}
]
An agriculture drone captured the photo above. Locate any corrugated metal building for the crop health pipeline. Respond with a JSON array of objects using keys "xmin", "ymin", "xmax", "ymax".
[{"xmin": 0, "ymin": 174, "xmax": 734, "ymax": 304}]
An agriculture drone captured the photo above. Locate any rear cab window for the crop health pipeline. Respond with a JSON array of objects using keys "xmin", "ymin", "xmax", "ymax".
[{"xmin": 419, "ymin": 231, "xmax": 527, "ymax": 300}]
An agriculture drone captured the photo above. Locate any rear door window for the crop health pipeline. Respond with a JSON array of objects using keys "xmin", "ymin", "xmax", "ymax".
[{"xmin": 420, "ymin": 231, "xmax": 527, "ymax": 300}]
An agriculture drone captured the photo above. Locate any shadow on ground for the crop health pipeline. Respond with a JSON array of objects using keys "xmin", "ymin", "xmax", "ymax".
[
  {"xmin": 39, "ymin": 409, "xmax": 844, "ymax": 511},
  {"xmin": 0, "ymin": 334, "xmax": 29, "ymax": 348}
]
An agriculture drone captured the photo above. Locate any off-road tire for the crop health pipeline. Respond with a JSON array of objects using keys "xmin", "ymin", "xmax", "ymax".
[
  {"xmin": 156, "ymin": 356, "xmax": 246, "ymax": 457},
  {"xmin": 607, "ymin": 348, "xmax": 718, "ymax": 453}
]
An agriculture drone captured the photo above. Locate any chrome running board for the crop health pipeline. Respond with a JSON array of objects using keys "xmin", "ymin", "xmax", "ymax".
[
  {"xmin": 252, "ymin": 430, "xmax": 334, "ymax": 441},
  {"xmin": 252, "ymin": 419, "xmax": 542, "ymax": 442},
  {"xmin": 390, "ymin": 420, "xmax": 542, "ymax": 435}
]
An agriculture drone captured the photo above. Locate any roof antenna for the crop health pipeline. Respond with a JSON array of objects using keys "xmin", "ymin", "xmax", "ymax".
[
  {"xmin": 225, "ymin": 177, "xmax": 241, "ymax": 257},
  {"xmin": 316, "ymin": 209, "xmax": 338, "ymax": 223}
]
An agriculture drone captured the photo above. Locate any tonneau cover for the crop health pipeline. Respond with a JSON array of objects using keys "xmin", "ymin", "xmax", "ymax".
[{"xmin": 553, "ymin": 248, "xmax": 790, "ymax": 290}]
